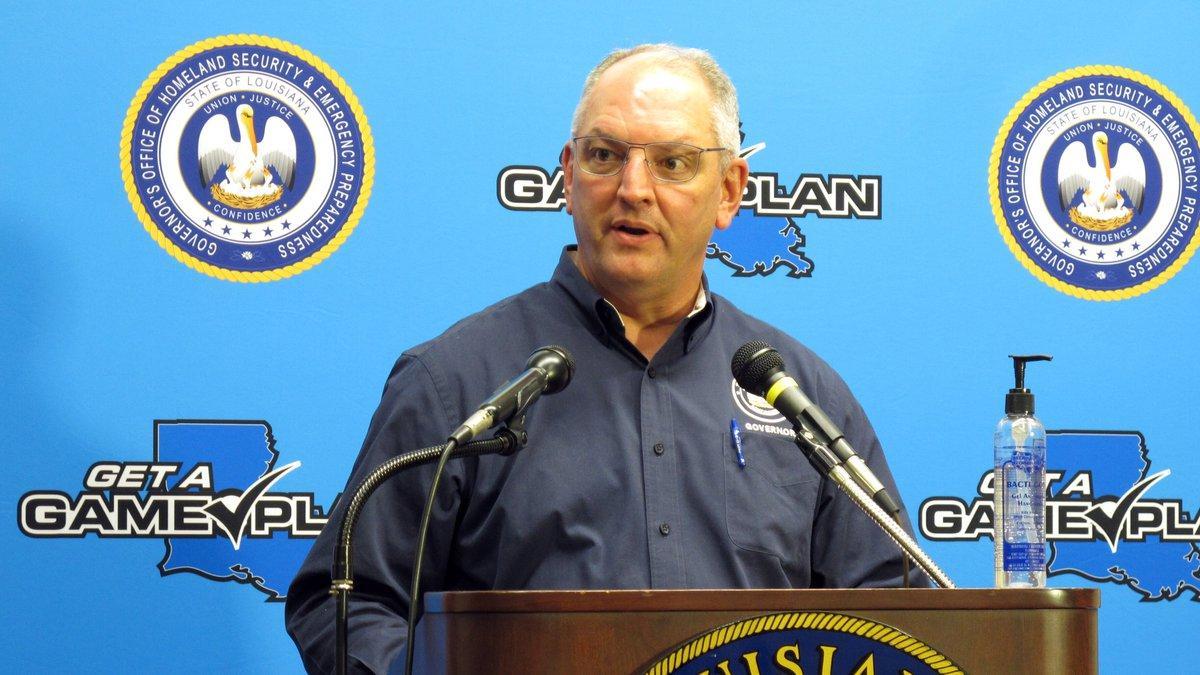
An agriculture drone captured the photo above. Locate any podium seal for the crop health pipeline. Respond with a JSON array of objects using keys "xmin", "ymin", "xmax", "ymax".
[
  {"xmin": 643, "ymin": 611, "xmax": 962, "ymax": 674},
  {"xmin": 989, "ymin": 66, "xmax": 1199, "ymax": 299},
  {"xmin": 120, "ymin": 35, "xmax": 374, "ymax": 281}
]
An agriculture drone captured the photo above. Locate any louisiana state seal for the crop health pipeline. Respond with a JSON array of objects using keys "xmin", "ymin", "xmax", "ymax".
[
  {"xmin": 120, "ymin": 35, "xmax": 373, "ymax": 281},
  {"xmin": 990, "ymin": 66, "xmax": 1199, "ymax": 300}
]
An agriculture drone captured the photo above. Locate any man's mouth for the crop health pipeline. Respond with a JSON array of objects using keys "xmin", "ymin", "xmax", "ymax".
[{"xmin": 614, "ymin": 221, "xmax": 653, "ymax": 237}]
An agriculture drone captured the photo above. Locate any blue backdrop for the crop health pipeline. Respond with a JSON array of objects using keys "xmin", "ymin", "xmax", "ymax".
[{"xmin": 4, "ymin": 2, "xmax": 1198, "ymax": 672}]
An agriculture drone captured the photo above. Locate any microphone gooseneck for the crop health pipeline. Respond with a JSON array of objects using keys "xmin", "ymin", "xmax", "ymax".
[
  {"xmin": 332, "ymin": 433, "xmax": 526, "ymax": 675},
  {"xmin": 405, "ymin": 345, "xmax": 574, "ymax": 675},
  {"xmin": 731, "ymin": 340, "xmax": 954, "ymax": 589}
]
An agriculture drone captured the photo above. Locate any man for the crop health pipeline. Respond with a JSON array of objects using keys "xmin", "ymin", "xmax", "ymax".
[{"xmin": 286, "ymin": 44, "xmax": 922, "ymax": 674}]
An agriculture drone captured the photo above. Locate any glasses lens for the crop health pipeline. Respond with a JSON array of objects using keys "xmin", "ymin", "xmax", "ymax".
[
  {"xmin": 645, "ymin": 143, "xmax": 702, "ymax": 182},
  {"xmin": 577, "ymin": 137, "xmax": 628, "ymax": 176},
  {"xmin": 573, "ymin": 137, "xmax": 709, "ymax": 182}
]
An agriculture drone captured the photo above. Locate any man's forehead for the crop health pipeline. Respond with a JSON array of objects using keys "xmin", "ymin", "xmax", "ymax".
[
  {"xmin": 595, "ymin": 55, "xmax": 707, "ymax": 101},
  {"xmin": 580, "ymin": 56, "xmax": 712, "ymax": 141}
]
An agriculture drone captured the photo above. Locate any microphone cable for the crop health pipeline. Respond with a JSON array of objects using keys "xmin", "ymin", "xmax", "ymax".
[
  {"xmin": 403, "ymin": 345, "xmax": 572, "ymax": 675},
  {"xmin": 402, "ymin": 436, "xmax": 458, "ymax": 675}
]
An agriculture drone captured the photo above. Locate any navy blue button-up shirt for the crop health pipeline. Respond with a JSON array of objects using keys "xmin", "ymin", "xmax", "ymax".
[{"xmin": 286, "ymin": 247, "xmax": 922, "ymax": 673}]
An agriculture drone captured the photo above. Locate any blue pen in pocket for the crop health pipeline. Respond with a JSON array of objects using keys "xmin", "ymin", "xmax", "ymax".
[{"xmin": 729, "ymin": 419, "xmax": 746, "ymax": 469}]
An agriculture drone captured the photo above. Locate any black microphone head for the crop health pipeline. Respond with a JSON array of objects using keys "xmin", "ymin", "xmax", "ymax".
[
  {"xmin": 731, "ymin": 340, "xmax": 784, "ymax": 395},
  {"xmin": 526, "ymin": 345, "xmax": 575, "ymax": 394}
]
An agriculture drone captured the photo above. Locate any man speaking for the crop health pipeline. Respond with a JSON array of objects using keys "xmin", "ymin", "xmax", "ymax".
[{"xmin": 286, "ymin": 43, "xmax": 922, "ymax": 673}]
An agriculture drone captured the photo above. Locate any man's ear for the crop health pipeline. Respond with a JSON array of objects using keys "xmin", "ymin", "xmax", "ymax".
[
  {"xmin": 715, "ymin": 156, "xmax": 749, "ymax": 231},
  {"xmin": 560, "ymin": 142, "xmax": 574, "ymax": 215}
]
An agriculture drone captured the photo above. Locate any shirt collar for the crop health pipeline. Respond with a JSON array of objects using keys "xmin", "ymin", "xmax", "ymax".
[
  {"xmin": 601, "ymin": 285, "xmax": 706, "ymax": 329},
  {"xmin": 688, "ymin": 285, "xmax": 708, "ymax": 317},
  {"xmin": 550, "ymin": 245, "xmax": 716, "ymax": 362}
]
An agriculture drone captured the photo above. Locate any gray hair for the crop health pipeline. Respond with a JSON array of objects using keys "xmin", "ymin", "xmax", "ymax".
[{"xmin": 570, "ymin": 44, "xmax": 740, "ymax": 154}]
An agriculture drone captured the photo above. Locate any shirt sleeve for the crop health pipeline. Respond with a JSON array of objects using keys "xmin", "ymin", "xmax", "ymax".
[
  {"xmin": 807, "ymin": 373, "xmax": 932, "ymax": 589},
  {"xmin": 284, "ymin": 353, "xmax": 469, "ymax": 674}
]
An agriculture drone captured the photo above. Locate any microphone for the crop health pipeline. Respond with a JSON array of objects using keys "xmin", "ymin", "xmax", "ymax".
[
  {"xmin": 448, "ymin": 345, "xmax": 575, "ymax": 445},
  {"xmin": 399, "ymin": 345, "xmax": 573, "ymax": 675},
  {"xmin": 731, "ymin": 340, "xmax": 902, "ymax": 518}
]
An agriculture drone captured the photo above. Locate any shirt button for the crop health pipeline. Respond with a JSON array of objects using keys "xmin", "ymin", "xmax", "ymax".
[
  {"xmin": 659, "ymin": 522, "xmax": 671, "ymax": 536},
  {"xmin": 647, "ymin": 366, "xmax": 657, "ymax": 378},
  {"xmin": 653, "ymin": 442, "xmax": 665, "ymax": 456}
]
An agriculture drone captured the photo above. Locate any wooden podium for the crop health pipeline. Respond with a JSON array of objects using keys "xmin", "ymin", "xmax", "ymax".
[{"xmin": 413, "ymin": 588, "xmax": 1098, "ymax": 674}]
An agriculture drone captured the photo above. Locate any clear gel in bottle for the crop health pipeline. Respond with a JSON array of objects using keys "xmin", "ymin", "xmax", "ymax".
[{"xmin": 994, "ymin": 354, "xmax": 1051, "ymax": 588}]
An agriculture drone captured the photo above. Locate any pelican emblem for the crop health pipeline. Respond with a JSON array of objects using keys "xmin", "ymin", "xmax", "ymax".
[
  {"xmin": 1057, "ymin": 131, "xmax": 1146, "ymax": 231},
  {"xmin": 198, "ymin": 104, "xmax": 297, "ymax": 210}
]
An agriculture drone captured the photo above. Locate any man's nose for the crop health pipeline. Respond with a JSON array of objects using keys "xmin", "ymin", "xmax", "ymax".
[{"xmin": 616, "ymin": 148, "xmax": 654, "ymax": 204}]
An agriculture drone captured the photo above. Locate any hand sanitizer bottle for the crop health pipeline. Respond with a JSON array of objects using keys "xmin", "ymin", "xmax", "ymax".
[{"xmin": 994, "ymin": 354, "xmax": 1052, "ymax": 588}]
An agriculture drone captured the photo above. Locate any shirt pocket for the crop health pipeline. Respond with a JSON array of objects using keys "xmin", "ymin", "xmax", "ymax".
[{"xmin": 723, "ymin": 431, "xmax": 822, "ymax": 564}]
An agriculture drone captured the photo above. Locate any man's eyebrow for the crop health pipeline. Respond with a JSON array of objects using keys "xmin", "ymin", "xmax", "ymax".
[{"xmin": 581, "ymin": 128, "xmax": 701, "ymax": 145}]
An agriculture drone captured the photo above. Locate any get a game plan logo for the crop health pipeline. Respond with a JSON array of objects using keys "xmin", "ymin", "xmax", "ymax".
[
  {"xmin": 18, "ymin": 420, "xmax": 329, "ymax": 601},
  {"xmin": 920, "ymin": 430, "xmax": 1200, "ymax": 601},
  {"xmin": 989, "ymin": 66, "xmax": 1200, "ymax": 299},
  {"xmin": 498, "ymin": 130, "xmax": 881, "ymax": 279},
  {"xmin": 120, "ymin": 35, "xmax": 374, "ymax": 281}
]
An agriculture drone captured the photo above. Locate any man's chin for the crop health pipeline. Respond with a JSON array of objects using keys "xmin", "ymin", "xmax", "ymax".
[
  {"xmin": 603, "ymin": 265, "xmax": 673, "ymax": 295},
  {"xmin": 575, "ymin": 246, "xmax": 672, "ymax": 291}
]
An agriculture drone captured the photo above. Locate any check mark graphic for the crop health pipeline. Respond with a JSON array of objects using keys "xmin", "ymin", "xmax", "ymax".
[
  {"xmin": 201, "ymin": 461, "xmax": 300, "ymax": 550},
  {"xmin": 1081, "ymin": 469, "xmax": 1169, "ymax": 554}
]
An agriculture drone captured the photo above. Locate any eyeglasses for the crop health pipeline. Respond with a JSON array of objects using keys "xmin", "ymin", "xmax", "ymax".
[{"xmin": 570, "ymin": 136, "xmax": 729, "ymax": 183}]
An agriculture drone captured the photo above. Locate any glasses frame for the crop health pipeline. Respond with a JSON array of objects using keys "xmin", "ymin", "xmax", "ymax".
[{"xmin": 569, "ymin": 135, "xmax": 730, "ymax": 183}]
